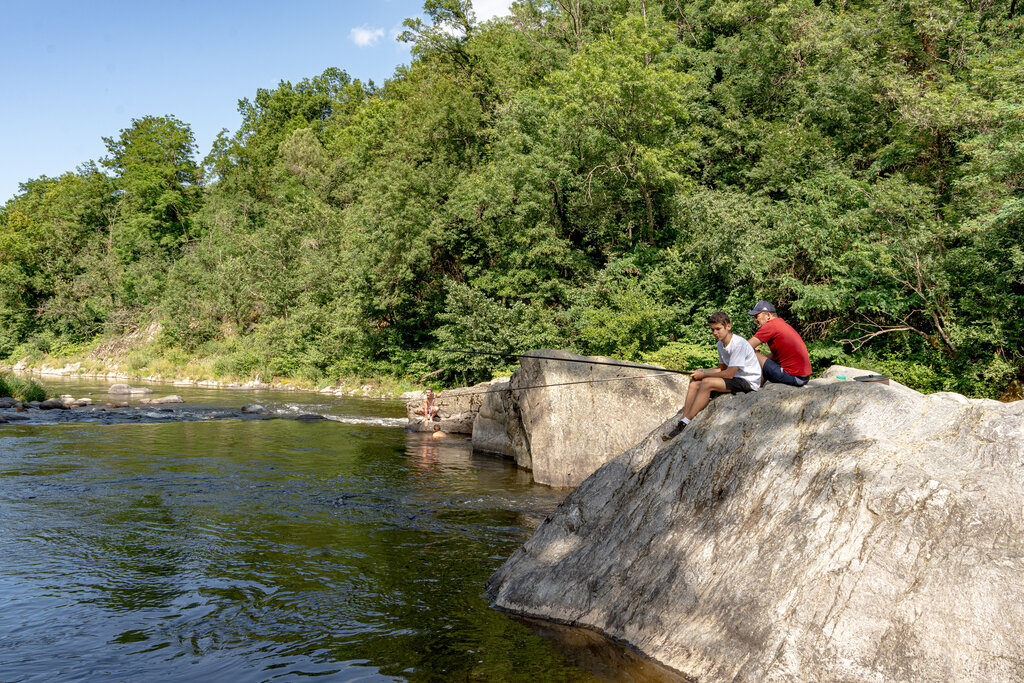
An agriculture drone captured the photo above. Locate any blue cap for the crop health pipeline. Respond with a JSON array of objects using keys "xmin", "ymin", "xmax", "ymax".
[{"xmin": 747, "ymin": 301, "xmax": 776, "ymax": 315}]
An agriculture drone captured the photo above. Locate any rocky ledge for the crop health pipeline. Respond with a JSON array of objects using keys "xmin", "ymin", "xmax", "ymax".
[{"xmin": 487, "ymin": 366, "xmax": 1024, "ymax": 681}]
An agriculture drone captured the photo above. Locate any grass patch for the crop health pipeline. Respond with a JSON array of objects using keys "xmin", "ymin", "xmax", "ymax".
[{"xmin": 0, "ymin": 372, "xmax": 48, "ymax": 402}]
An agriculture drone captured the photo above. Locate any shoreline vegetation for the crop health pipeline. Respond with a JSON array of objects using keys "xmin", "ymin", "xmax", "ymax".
[
  {"xmin": 0, "ymin": 336, "xmax": 420, "ymax": 399},
  {"xmin": 2, "ymin": 1, "xmax": 1022, "ymax": 403},
  {"xmin": 0, "ymin": 371, "xmax": 47, "ymax": 402}
]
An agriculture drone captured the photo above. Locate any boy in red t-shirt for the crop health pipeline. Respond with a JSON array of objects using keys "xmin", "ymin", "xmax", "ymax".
[{"xmin": 746, "ymin": 301, "xmax": 812, "ymax": 387}]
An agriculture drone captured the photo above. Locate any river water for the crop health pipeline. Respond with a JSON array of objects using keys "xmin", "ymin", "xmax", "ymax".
[{"xmin": 0, "ymin": 378, "xmax": 683, "ymax": 682}]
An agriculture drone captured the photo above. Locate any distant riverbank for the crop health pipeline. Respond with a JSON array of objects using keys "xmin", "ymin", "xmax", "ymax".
[{"xmin": 1, "ymin": 344, "xmax": 419, "ymax": 400}]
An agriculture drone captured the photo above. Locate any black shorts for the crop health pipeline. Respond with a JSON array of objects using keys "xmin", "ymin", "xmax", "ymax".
[{"xmin": 721, "ymin": 377, "xmax": 754, "ymax": 394}]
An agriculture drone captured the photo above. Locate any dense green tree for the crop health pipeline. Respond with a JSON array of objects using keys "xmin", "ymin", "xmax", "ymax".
[{"xmin": 2, "ymin": 0, "xmax": 1022, "ymax": 396}]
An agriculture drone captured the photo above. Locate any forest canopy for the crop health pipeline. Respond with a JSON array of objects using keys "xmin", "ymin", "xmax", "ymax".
[{"xmin": 1, "ymin": 0, "xmax": 1021, "ymax": 398}]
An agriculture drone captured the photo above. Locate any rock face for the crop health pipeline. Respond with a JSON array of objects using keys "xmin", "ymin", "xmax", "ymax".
[
  {"xmin": 474, "ymin": 350, "xmax": 690, "ymax": 487},
  {"xmin": 403, "ymin": 377, "xmax": 510, "ymax": 434},
  {"xmin": 487, "ymin": 367, "xmax": 1024, "ymax": 681},
  {"xmin": 472, "ymin": 380, "xmax": 516, "ymax": 459}
]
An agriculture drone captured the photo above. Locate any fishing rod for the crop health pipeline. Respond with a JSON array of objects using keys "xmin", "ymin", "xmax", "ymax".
[
  {"xmin": 418, "ymin": 348, "xmax": 693, "ymax": 376},
  {"xmin": 431, "ymin": 372, "xmax": 679, "ymax": 397}
]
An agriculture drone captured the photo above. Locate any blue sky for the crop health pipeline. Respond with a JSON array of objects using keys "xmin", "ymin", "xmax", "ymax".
[{"xmin": 0, "ymin": 0, "xmax": 513, "ymax": 204}]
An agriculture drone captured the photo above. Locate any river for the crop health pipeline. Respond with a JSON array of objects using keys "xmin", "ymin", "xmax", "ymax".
[{"xmin": 0, "ymin": 377, "xmax": 683, "ymax": 682}]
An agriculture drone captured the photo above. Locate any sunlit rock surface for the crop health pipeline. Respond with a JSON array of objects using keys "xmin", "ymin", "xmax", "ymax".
[
  {"xmin": 488, "ymin": 367, "xmax": 1024, "ymax": 680},
  {"xmin": 475, "ymin": 350, "xmax": 690, "ymax": 487}
]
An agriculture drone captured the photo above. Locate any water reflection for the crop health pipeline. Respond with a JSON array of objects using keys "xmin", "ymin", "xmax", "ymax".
[{"xmin": 1, "ymin": 386, "xmax": 674, "ymax": 681}]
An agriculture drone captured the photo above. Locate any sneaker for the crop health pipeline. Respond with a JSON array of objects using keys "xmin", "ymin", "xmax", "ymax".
[{"xmin": 661, "ymin": 420, "xmax": 686, "ymax": 441}]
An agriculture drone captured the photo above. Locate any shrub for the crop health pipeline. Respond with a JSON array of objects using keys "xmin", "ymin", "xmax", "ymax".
[
  {"xmin": 642, "ymin": 341, "xmax": 720, "ymax": 373},
  {"xmin": 0, "ymin": 372, "xmax": 47, "ymax": 402}
]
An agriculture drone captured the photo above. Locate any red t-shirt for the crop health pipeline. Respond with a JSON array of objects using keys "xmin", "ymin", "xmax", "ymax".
[{"xmin": 752, "ymin": 317, "xmax": 811, "ymax": 377}]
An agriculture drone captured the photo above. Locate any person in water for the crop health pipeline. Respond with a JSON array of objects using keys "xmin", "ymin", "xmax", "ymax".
[
  {"xmin": 413, "ymin": 387, "xmax": 440, "ymax": 421},
  {"xmin": 431, "ymin": 423, "xmax": 447, "ymax": 440},
  {"xmin": 664, "ymin": 312, "xmax": 762, "ymax": 439},
  {"xmin": 746, "ymin": 301, "xmax": 812, "ymax": 387}
]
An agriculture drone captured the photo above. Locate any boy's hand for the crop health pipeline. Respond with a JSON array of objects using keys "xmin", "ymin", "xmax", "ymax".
[{"xmin": 692, "ymin": 369, "xmax": 706, "ymax": 380}]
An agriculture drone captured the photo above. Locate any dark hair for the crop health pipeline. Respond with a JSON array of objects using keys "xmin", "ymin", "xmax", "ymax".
[{"xmin": 707, "ymin": 311, "xmax": 731, "ymax": 326}]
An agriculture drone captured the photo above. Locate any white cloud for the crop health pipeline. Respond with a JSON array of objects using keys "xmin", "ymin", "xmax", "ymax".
[
  {"xmin": 350, "ymin": 26, "xmax": 386, "ymax": 48},
  {"xmin": 472, "ymin": 0, "xmax": 514, "ymax": 22}
]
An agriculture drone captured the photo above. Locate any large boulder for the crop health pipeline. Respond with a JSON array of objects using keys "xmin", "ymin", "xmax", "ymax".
[
  {"xmin": 487, "ymin": 367, "xmax": 1024, "ymax": 681},
  {"xmin": 403, "ymin": 377, "xmax": 510, "ymax": 434},
  {"xmin": 476, "ymin": 350, "xmax": 690, "ymax": 487},
  {"xmin": 472, "ymin": 380, "xmax": 516, "ymax": 459}
]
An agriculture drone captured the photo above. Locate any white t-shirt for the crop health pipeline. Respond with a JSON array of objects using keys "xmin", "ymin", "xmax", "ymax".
[{"xmin": 717, "ymin": 334, "xmax": 762, "ymax": 390}]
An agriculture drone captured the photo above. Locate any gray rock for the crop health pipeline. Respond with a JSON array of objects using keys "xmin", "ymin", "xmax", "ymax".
[
  {"xmin": 108, "ymin": 384, "xmax": 153, "ymax": 395},
  {"xmin": 488, "ymin": 366, "xmax": 1024, "ymax": 681},
  {"xmin": 481, "ymin": 350, "xmax": 690, "ymax": 487},
  {"xmin": 472, "ymin": 380, "xmax": 516, "ymax": 458},
  {"xmin": 241, "ymin": 404, "xmax": 269, "ymax": 414},
  {"xmin": 38, "ymin": 398, "xmax": 69, "ymax": 410},
  {"xmin": 139, "ymin": 395, "xmax": 184, "ymax": 405},
  {"xmin": 0, "ymin": 397, "xmax": 20, "ymax": 409},
  {"xmin": 295, "ymin": 413, "xmax": 326, "ymax": 421}
]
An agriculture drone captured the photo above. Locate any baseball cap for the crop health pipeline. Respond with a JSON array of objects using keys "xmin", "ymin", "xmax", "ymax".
[{"xmin": 747, "ymin": 301, "xmax": 776, "ymax": 315}]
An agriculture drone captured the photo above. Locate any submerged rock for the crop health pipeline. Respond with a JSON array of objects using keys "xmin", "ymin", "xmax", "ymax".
[
  {"xmin": 488, "ymin": 367, "xmax": 1024, "ymax": 680},
  {"xmin": 241, "ymin": 404, "xmax": 270, "ymax": 414},
  {"xmin": 475, "ymin": 350, "xmax": 690, "ymax": 487}
]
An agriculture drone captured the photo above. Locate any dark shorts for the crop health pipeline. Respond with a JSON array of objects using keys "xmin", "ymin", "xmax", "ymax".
[
  {"xmin": 763, "ymin": 359, "xmax": 810, "ymax": 387},
  {"xmin": 720, "ymin": 377, "xmax": 755, "ymax": 394}
]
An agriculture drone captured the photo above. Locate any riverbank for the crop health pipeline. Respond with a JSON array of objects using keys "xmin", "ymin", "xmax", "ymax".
[{"xmin": 1, "ymin": 328, "xmax": 421, "ymax": 399}]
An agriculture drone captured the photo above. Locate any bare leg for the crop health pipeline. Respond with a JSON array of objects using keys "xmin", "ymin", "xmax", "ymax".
[
  {"xmin": 683, "ymin": 377, "xmax": 729, "ymax": 420},
  {"xmin": 681, "ymin": 378, "xmax": 703, "ymax": 418}
]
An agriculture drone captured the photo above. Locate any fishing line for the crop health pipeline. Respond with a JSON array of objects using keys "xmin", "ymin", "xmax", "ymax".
[{"xmin": 416, "ymin": 348, "xmax": 692, "ymax": 376}]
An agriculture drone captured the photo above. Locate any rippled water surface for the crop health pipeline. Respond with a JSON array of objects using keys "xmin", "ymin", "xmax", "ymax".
[{"xmin": 1, "ymin": 378, "xmax": 681, "ymax": 682}]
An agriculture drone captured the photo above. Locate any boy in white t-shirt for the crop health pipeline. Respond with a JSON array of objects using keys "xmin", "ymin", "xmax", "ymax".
[{"xmin": 663, "ymin": 311, "xmax": 762, "ymax": 440}]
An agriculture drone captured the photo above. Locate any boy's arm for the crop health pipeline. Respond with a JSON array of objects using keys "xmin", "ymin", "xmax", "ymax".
[{"xmin": 694, "ymin": 363, "xmax": 737, "ymax": 379}]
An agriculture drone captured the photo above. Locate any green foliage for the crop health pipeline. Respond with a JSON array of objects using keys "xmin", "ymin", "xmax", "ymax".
[
  {"xmin": 2, "ymin": 0, "xmax": 1022, "ymax": 397},
  {"xmin": 433, "ymin": 281, "xmax": 561, "ymax": 385},
  {"xmin": 642, "ymin": 341, "xmax": 720, "ymax": 374}
]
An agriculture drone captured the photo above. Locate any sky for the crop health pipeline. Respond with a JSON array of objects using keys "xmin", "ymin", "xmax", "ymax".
[{"xmin": 0, "ymin": 0, "xmax": 514, "ymax": 204}]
